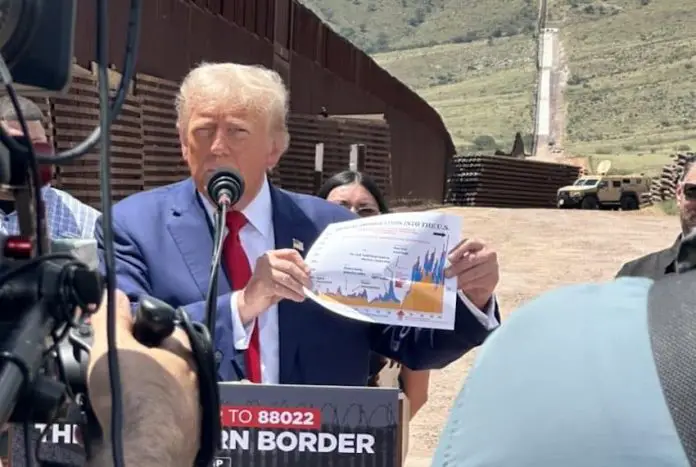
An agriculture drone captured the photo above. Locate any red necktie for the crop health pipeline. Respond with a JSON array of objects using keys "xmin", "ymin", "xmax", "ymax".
[{"xmin": 224, "ymin": 211, "xmax": 262, "ymax": 383}]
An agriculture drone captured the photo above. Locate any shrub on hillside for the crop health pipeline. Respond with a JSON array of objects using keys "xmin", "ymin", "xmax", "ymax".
[
  {"xmin": 658, "ymin": 199, "xmax": 678, "ymax": 216},
  {"xmin": 473, "ymin": 135, "xmax": 497, "ymax": 150},
  {"xmin": 451, "ymin": 31, "xmax": 480, "ymax": 44}
]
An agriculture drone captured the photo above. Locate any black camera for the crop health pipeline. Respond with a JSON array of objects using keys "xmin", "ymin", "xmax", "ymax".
[
  {"xmin": 0, "ymin": 0, "xmax": 76, "ymax": 94},
  {"xmin": 0, "ymin": 3, "xmax": 221, "ymax": 465}
]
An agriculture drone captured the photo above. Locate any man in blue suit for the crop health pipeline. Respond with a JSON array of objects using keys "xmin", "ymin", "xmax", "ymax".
[{"xmin": 96, "ymin": 62, "xmax": 501, "ymax": 385}]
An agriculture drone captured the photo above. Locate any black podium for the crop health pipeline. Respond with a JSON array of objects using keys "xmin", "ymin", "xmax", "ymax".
[
  {"xmin": 216, "ymin": 383, "xmax": 400, "ymax": 467},
  {"xmin": 2, "ymin": 384, "xmax": 403, "ymax": 467}
]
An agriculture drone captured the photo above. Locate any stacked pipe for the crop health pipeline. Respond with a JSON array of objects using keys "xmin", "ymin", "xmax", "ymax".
[
  {"xmin": 445, "ymin": 154, "xmax": 581, "ymax": 208},
  {"xmin": 649, "ymin": 153, "xmax": 695, "ymax": 203},
  {"xmin": 640, "ymin": 191, "xmax": 652, "ymax": 207}
]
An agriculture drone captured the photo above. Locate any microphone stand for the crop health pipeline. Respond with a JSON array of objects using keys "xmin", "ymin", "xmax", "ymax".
[
  {"xmin": 204, "ymin": 169, "xmax": 246, "ymax": 380},
  {"xmin": 205, "ymin": 201, "xmax": 229, "ymax": 344}
]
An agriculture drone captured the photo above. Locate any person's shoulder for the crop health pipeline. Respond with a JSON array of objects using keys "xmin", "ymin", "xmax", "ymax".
[
  {"xmin": 50, "ymin": 187, "xmax": 99, "ymax": 214},
  {"xmin": 435, "ymin": 275, "xmax": 685, "ymax": 467},
  {"xmin": 90, "ymin": 180, "xmax": 193, "ymax": 239},
  {"xmin": 617, "ymin": 243, "xmax": 678, "ymax": 278},
  {"xmin": 279, "ymin": 188, "xmax": 355, "ymax": 223},
  {"xmin": 474, "ymin": 277, "xmax": 654, "ymax": 366},
  {"xmin": 481, "ymin": 278, "xmax": 654, "ymax": 356},
  {"xmin": 112, "ymin": 179, "xmax": 191, "ymax": 217},
  {"xmin": 510, "ymin": 277, "xmax": 654, "ymax": 326},
  {"xmin": 617, "ymin": 251, "xmax": 659, "ymax": 272}
]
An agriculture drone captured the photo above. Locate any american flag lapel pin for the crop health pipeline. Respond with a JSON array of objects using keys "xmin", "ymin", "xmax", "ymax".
[{"xmin": 293, "ymin": 238, "xmax": 304, "ymax": 252}]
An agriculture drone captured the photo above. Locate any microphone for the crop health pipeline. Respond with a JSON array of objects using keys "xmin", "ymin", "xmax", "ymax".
[
  {"xmin": 206, "ymin": 168, "xmax": 244, "ymax": 207},
  {"xmin": 204, "ymin": 169, "xmax": 245, "ymax": 362}
]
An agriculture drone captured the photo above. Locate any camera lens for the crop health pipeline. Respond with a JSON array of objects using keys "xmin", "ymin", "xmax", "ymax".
[{"xmin": 0, "ymin": 0, "xmax": 40, "ymax": 68}]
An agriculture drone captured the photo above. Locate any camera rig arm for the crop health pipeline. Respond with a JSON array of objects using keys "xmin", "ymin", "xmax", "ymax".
[
  {"xmin": 61, "ymin": 295, "xmax": 222, "ymax": 467},
  {"xmin": 0, "ymin": 252, "xmax": 103, "ymax": 426}
]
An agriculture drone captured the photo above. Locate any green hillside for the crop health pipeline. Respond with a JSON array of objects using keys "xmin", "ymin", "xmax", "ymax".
[
  {"xmin": 304, "ymin": 0, "xmax": 696, "ymax": 173},
  {"xmin": 375, "ymin": 36, "xmax": 537, "ymax": 151},
  {"xmin": 555, "ymin": 0, "xmax": 696, "ymax": 169},
  {"xmin": 302, "ymin": 0, "xmax": 537, "ymax": 53}
]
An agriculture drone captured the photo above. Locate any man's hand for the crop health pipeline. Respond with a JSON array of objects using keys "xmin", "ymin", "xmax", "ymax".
[
  {"xmin": 87, "ymin": 290, "xmax": 200, "ymax": 466},
  {"xmin": 445, "ymin": 239, "xmax": 499, "ymax": 309},
  {"xmin": 237, "ymin": 249, "xmax": 312, "ymax": 324}
]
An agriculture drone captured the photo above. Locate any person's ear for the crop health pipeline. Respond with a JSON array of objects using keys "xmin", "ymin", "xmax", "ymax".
[
  {"xmin": 266, "ymin": 133, "xmax": 286, "ymax": 170},
  {"xmin": 177, "ymin": 123, "xmax": 190, "ymax": 162}
]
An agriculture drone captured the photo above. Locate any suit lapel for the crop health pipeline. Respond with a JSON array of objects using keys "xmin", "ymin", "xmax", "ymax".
[
  {"xmin": 166, "ymin": 180, "xmax": 319, "ymax": 383},
  {"xmin": 270, "ymin": 186, "xmax": 320, "ymax": 383},
  {"xmin": 659, "ymin": 235, "xmax": 683, "ymax": 275},
  {"xmin": 166, "ymin": 179, "xmax": 232, "ymax": 300}
]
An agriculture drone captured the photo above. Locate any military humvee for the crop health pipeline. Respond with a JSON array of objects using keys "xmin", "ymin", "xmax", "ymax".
[{"xmin": 557, "ymin": 160, "xmax": 651, "ymax": 210}]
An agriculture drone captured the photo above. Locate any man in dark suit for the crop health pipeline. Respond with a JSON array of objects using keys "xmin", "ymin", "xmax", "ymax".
[
  {"xmin": 617, "ymin": 155, "xmax": 696, "ymax": 280},
  {"xmin": 616, "ymin": 235, "xmax": 681, "ymax": 280},
  {"xmin": 95, "ymin": 62, "xmax": 501, "ymax": 384}
]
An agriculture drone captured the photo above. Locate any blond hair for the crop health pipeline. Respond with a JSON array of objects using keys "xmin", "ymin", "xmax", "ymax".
[{"xmin": 175, "ymin": 62, "xmax": 290, "ymax": 152}]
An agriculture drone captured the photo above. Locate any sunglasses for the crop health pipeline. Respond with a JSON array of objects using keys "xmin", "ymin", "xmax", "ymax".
[
  {"xmin": 356, "ymin": 208, "xmax": 379, "ymax": 218},
  {"xmin": 683, "ymin": 183, "xmax": 696, "ymax": 201}
]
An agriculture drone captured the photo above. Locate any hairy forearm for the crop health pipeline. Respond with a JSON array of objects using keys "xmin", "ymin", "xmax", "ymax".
[
  {"xmin": 87, "ymin": 354, "xmax": 199, "ymax": 466},
  {"xmin": 89, "ymin": 438, "xmax": 184, "ymax": 467},
  {"xmin": 88, "ymin": 405, "xmax": 193, "ymax": 467}
]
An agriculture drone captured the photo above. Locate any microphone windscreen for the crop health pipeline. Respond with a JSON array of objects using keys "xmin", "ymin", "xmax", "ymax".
[{"xmin": 206, "ymin": 168, "xmax": 245, "ymax": 206}]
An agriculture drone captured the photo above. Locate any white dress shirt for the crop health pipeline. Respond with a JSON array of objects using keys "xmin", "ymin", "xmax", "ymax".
[{"xmin": 201, "ymin": 176, "xmax": 499, "ymax": 384}]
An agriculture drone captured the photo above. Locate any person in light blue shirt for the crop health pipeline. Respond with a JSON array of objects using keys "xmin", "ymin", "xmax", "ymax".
[
  {"xmin": 0, "ymin": 95, "xmax": 100, "ymax": 238},
  {"xmin": 433, "ymin": 277, "xmax": 689, "ymax": 467}
]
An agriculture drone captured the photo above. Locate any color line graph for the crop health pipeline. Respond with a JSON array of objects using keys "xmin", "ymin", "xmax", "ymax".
[{"xmin": 316, "ymin": 240, "xmax": 449, "ymax": 314}]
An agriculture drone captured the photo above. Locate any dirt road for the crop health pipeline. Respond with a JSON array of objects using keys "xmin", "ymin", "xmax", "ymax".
[{"xmin": 405, "ymin": 206, "xmax": 678, "ymax": 466}]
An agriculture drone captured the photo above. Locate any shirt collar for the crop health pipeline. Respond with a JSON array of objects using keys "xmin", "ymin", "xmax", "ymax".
[
  {"xmin": 199, "ymin": 176, "xmax": 273, "ymax": 239},
  {"xmin": 2, "ymin": 186, "xmax": 54, "ymax": 217},
  {"xmin": 665, "ymin": 233, "xmax": 687, "ymax": 274}
]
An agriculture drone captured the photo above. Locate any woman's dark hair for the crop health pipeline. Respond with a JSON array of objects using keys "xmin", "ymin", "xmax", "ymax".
[{"xmin": 316, "ymin": 170, "xmax": 389, "ymax": 213}]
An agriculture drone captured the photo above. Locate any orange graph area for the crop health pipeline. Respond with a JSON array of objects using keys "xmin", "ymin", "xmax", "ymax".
[
  {"xmin": 419, "ymin": 272, "xmax": 439, "ymax": 285},
  {"xmin": 318, "ymin": 282, "xmax": 445, "ymax": 314}
]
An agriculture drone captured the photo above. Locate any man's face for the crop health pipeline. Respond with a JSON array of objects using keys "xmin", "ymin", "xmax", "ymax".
[
  {"xmin": 677, "ymin": 165, "xmax": 696, "ymax": 233},
  {"xmin": 1, "ymin": 120, "xmax": 48, "ymax": 144},
  {"xmin": 179, "ymin": 104, "xmax": 281, "ymax": 209},
  {"xmin": 0, "ymin": 119, "xmax": 53, "ymax": 189}
]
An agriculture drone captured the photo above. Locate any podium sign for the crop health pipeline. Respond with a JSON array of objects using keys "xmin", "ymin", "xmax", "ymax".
[
  {"xmin": 217, "ymin": 384, "xmax": 400, "ymax": 467},
  {"xmin": 3, "ymin": 402, "xmax": 86, "ymax": 466},
  {"xmin": 2, "ymin": 384, "xmax": 400, "ymax": 467}
]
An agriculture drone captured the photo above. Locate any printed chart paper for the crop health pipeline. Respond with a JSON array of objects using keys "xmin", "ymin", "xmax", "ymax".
[{"xmin": 303, "ymin": 212, "xmax": 462, "ymax": 330}]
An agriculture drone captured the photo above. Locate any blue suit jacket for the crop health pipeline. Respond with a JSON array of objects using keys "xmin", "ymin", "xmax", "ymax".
[{"xmin": 95, "ymin": 178, "xmax": 495, "ymax": 385}]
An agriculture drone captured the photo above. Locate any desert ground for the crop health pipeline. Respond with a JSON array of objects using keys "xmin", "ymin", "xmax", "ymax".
[{"xmin": 404, "ymin": 206, "xmax": 678, "ymax": 466}]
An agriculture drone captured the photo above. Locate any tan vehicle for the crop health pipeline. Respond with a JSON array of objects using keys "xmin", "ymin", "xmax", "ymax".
[{"xmin": 557, "ymin": 160, "xmax": 650, "ymax": 210}]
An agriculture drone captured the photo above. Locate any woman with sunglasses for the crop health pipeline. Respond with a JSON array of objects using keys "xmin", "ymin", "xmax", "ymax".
[{"xmin": 316, "ymin": 170, "xmax": 431, "ymax": 419}]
